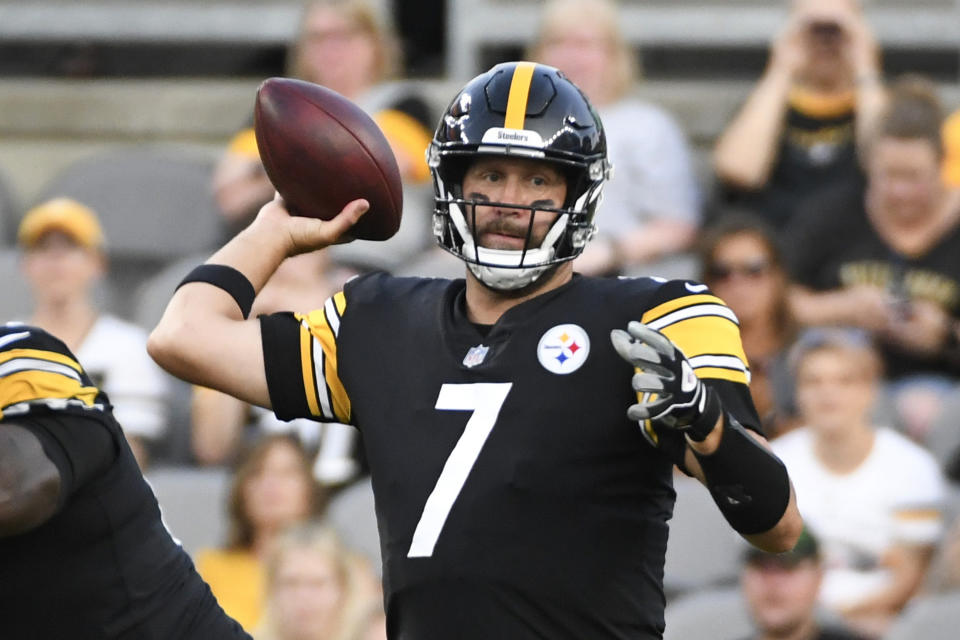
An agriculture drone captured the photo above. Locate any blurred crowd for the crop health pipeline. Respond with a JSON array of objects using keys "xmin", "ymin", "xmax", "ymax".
[{"xmin": 4, "ymin": 0, "xmax": 960, "ymax": 638}]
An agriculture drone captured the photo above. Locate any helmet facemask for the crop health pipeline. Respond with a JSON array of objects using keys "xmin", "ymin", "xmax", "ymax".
[
  {"xmin": 431, "ymin": 148, "xmax": 607, "ymax": 291},
  {"xmin": 428, "ymin": 62, "xmax": 611, "ymax": 291}
]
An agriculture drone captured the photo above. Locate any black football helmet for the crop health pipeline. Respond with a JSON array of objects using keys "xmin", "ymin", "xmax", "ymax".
[{"xmin": 428, "ymin": 61, "xmax": 612, "ymax": 290}]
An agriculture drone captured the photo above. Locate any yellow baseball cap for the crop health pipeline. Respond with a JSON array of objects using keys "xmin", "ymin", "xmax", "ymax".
[{"xmin": 18, "ymin": 197, "xmax": 105, "ymax": 250}]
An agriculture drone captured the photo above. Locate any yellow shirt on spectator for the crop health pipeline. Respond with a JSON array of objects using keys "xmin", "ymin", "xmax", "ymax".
[{"xmin": 195, "ymin": 548, "xmax": 263, "ymax": 632}]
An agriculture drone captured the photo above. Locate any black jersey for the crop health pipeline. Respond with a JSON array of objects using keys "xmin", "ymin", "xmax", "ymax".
[
  {"xmin": 0, "ymin": 324, "xmax": 250, "ymax": 640},
  {"xmin": 261, "ymin": 274, "xmax": 757, "ymax": 639}
]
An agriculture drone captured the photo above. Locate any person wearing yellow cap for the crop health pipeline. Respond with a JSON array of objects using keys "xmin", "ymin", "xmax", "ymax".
[{"xmin": 18, "ymin": 197, "xmax": 169, "ymax": 468}]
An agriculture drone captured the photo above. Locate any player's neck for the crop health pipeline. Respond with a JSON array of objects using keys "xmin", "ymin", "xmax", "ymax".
[{"xmin": 464, "ymin": 263, "xmax": 573, "ymax": 325}]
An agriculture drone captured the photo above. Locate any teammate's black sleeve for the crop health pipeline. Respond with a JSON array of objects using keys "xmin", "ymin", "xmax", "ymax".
[{"xmin": 12, "ymin": 412, "xmax": 117, "ymax": 509}]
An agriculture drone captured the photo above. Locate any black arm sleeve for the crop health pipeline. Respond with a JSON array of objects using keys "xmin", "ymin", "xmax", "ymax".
[{"xmin": 12, "ymin": 412, "xmax": 117, "ymax": 508}]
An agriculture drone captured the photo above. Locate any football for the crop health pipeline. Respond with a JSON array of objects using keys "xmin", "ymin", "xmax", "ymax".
[{"xmin": 254, "ymin": 77, "xmax": 403, "ymax": 241}]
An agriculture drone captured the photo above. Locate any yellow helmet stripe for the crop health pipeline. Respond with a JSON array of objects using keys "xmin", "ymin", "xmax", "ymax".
[{"xmin": 504, "ymin": 62, "xmax": 537, "ymax": 130}]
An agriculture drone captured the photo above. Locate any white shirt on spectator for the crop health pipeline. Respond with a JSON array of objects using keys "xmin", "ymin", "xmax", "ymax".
[
  {"xmin": 597, "ymin": 98, "xmax": 701, "ymax": 237},
  {"xmin": 76, "ymin": 314, "xmax": 168, "ymax": 441},
  {"xmin": 773, "ymin": 426, "xmax": 945, "ymax": 610}
]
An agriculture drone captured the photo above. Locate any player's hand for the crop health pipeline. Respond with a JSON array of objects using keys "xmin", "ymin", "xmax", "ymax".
[
  {"xmin": 254, "ymin": 194, "xmax": 368, "ymax": 256},
  {"xmin": 610, "ymin": 321, "xmax": 721, "ymax": 442}
]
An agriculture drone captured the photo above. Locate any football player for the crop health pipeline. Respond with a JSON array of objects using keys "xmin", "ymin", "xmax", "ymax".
[
  {"xmin": 150, "ymin": 62, "xmax": 802, "ymax": 639},
  {"xmin": 0, "ymin": 323, "xmax": 250, "ymax": 639}
]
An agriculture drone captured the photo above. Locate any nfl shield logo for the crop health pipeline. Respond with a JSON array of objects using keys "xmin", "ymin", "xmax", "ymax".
[{"xmin": 462, "ymin": 344, "xmax": 489, "ymax": 368}]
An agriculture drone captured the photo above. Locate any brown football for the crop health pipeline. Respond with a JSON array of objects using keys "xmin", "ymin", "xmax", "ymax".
[{"xmin": 254, "ymin": 77, "xmax": 403, "ymax": 241}]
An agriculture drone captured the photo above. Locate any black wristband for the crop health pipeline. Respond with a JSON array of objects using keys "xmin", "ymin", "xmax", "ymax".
[
  {"xmin": 176, "ymin": 264, "xmax": 256, "ymax": 319},
  {"xmin": 694, "ymin": 415, "xmax": 791, "ymax": 535},
  {"xmin": 684, "ymin": 386, "xmax": 722, "ymax": 442}
]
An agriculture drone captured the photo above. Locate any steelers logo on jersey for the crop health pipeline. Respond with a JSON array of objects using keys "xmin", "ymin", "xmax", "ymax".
[{"xmin": 536, "ymin": 324, "xmax": 590, "ymax": 375}]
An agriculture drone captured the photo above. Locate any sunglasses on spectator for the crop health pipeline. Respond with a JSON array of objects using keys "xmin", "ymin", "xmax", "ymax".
[{"xmin": 707, "ymin": 259, "xmax": 772, "ymax": 281}]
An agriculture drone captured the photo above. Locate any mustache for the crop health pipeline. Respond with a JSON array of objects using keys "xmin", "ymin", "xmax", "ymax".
[
  {"xmin": 475, "ymin": 218, "xmax": 532, "ymax": 238},
  {"xmin": 464, "ymin": 192, "xmax": 557, "ymax": 238}
]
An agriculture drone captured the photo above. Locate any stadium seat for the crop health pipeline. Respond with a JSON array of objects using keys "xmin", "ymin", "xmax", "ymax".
[
  {"xmin": 146, "ymin": 466, "xmax": 231, "ymax": 556},
  {"xmin": 37, "ymin": 146, "xmax": 221, "ymax": 261},
  {"xmin": 0, "ymin": 248, "xmax": 31, "ymax": 322},
  {"xmin": 882, "ymin": 591, "xmax": 960, "ymax": 640},
  {"xmin": 132, "ymin": 253, "xmax": 210, "ymax": 331},
  {"xmin": 0, "ymin": 164, "xmax": 20, "ymax": 246},
  {"xmin": 663, "ymin": 586, "xmax": 753, "ymax": 640},
  {"xmin": 664, "ymin": 473, "xmax": 743, "ymax": 595},
  {"xmin": 35, "ymin": 146, "xmax": 221, "ymax": 317}
]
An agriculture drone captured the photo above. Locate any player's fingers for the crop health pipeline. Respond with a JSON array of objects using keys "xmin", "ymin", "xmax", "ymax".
[
  {"xmin": 628, "ymin": 402, "xmax": 668, "ymax": 423},
  {"xmin": 631, "ymin": 372, "xmax": 666, "ymax": 392},
  {"xmin": 626, "ymin": 321, "xmax": 674, "ymax": 356},
  {"xmin": 317, "ymin": 199, "xmax": 369, "ymax": 242},
  {"xmin": 611, "ymin": 329, "xmax": 663, "ymax": 365}
]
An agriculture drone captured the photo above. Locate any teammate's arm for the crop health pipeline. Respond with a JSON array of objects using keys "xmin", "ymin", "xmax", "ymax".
[
  {"xmin": 0, "ymin": 424, "xmax": 61, "ymax": 537},
  {"xmin": 148, "ymin": 197, "xmax": 367, "ymax": 407}
]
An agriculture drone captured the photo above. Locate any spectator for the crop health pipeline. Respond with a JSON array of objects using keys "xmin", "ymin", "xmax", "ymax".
[
  {"xmin": 18, "ymin": 197, "xmax": 168, "ymax": 468},
  {"xmin": 700, "ymin": 214, "xmax": 798, "ymax": 438},
  {"xmin": 213, "ymin": 0, "xmax": 435, "ymax": 236},
  {"xmin": 529, "ymin": 0, "xmax": 700, "ymax": 279},
  {"xmin": 351, "ymin": 604, "xmax": 387, "ymax": 640},
  {"xmin": 786, "ymin": 76, "xmax": 960, "ymax": 441},
  {"xmin": 195, "ymin": 434, "xmax": 325, "ymax": 632},
  {"xmin": 713, "ymin": 0, "xmax": 886, "ymax": 230},
  {"xmin": 772, "ymin": 330, "xmax": 946, "ymax": 638},
  {"xmin": 256, "ymin": 524, "xmax": 380, "ymax": 640},
  {"xmin": 740, "ymin": 528, "xmax": 865, "ymax": 640},
  {"xmin": 191, "ymin": 251, "xmax": 362, "ymax": 486}
]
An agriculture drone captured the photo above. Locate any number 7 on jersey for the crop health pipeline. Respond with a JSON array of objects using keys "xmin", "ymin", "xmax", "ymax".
[{"xmin": 407, "ymin": 383, "xmax": 513, "ymax": 558}]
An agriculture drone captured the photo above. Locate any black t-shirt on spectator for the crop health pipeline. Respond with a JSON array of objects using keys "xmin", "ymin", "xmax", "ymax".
[
  {"xmin": 785, "ymin": 187, "xmax": 960, "ymax": 380},
  {"xmin": 720, "ymin": 91, "xmax": 864, "ymax": 230}
]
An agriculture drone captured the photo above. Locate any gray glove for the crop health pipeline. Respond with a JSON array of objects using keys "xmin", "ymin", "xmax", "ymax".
[{"xmin": 611, "ymin": 320, "xmax": 721, "ymax": 442}]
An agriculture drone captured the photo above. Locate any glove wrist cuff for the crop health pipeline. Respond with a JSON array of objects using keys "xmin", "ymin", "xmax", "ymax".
[{"xmin": 685, "ymin": 387, "xmax": 722, "ymax": 442}]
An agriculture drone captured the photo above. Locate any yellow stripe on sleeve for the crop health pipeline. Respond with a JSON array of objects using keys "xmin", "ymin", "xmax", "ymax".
[
  {"xmin": 659, "ymin": 316, "xmax": 748, "ymax": 362},
  {"xmin": 298, "ymin": 323, "xmax": 321, "ymax": 417},
  {"xmin": 504, "ymin": 62, "xmax": 537, "ymax": 130},
  {"xmin": 333, "ymin": 291, "xmax": 347, "ymax": 317},
  {"xmin": 640, "ymin": 294, "xmax": 727, "ymax": 325},
  {"xmin": 299, "ymin": 308, "xmax": 352, "ymax": 424},
  {"xmin": 0, "ymin": 370, "xmax": 99, "ymax": 410},
  {"xmin": 0, "ymin": 348, "xmax": 84, "ymax": 372}
]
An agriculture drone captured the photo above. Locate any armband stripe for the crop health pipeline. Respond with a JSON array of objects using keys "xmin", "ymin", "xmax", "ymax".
[
  {"xmin": 1, "ymin": 370, "xmax": 99, "ymax": 411},
  {"xmin": 298, "ymin": 322, "xmax": 322, "ymax": 418},
  {"xmin": 0, "ymin": 348, "xmax": 83, "ymax": 373},
  {"xmin": 324, "ymin": 296, "xmax": 341, "ymax": 338},
  {"xmin": 647, "ymin": 305, "xmax": 739, "ymax": 331},
  {"xmin": 0, "ymin": 357, "xmax": 82, "ymax": 382},
  {"xmin": 641, "ymin": 294, "xmax": 728, "ymax": 324},
  {"xmin": 311, "ymin": 333, "xmax": 336, "ymax": 421},
  {"xmin": 691, "ymin": 367, "xmax": 750, "ymax": 385}
]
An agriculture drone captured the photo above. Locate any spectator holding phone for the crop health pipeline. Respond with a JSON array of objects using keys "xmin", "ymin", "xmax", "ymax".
[
  {"xmin": 713, "ymin": 0, "xmax": 886, "ymax": 230},
  {"xmin": 786, "ymin": 76, "xmax": 960, "ymax": 440}
]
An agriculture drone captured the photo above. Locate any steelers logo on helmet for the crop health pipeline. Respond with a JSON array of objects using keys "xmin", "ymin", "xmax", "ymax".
[
  {"xmin": 429, "ymin": 61, "xmax": 612, "ymax": 291},
  {"xmin": 537, "ymin": 323, "xmax": 591, "ymax": 375}
]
